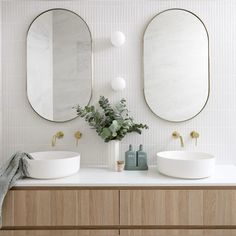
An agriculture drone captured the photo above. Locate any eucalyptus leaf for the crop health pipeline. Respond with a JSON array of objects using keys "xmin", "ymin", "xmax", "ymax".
[
  {"xmin": 75, "ymin": 96, "xmax": 148, "ymax": 142},
  {"xmin": 100, "ymin": 128, "xmax": 112, "ymax": 139},
  {"xmin": 109, "ymin": 120, "xmax": 120, "ymax": 135}
]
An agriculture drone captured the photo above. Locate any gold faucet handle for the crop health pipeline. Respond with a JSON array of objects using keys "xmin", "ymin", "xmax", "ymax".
[
  {"xmin": 190, "ymin": 131, "xmax": 199, "ymax": 146},
  {"xmin": 74, "ymin": 131, "xmax": 82, "ymax": 147},
  {"xmin": 56, "ymin": 131, "xmax": 64, "ymax": 139},
  {"xmin": 190, "ymin": 131, "xmax": 199, "ymax": 138},
  {"xmin": 172, "ymin": 131, "xmax": 180, "ymax": 138},
  {"xmin": 52, "ymin": 131, "xmax": 64, "ymax": 147}
]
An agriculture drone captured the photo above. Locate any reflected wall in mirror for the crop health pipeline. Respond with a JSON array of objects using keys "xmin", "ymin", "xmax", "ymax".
[
  {"xmin": 27, "ymin": 9, "xmax": 92, "ymax": 122},
  {"xmin": 144, "ymin": 9, "xmax": 209, "ymax": 122}
]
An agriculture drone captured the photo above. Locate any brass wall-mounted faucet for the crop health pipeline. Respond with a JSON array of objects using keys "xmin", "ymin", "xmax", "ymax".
[
  {"xmin": 190, "ymin": 131, "xmax": 199, "ymax": 146},
  {"xmin": 74, "ymin": 131, "xmax": 82, "ymax": 146},
  {"xmin": 172, "ymin": 131, "xmax": 184, "ymax": 148},
  {"xmin": 51, "ymin": 131, "xmax": 64, "ymax": 147}
]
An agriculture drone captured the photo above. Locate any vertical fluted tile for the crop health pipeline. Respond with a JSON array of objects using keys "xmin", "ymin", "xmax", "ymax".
[
  {"xmin": 1, "ymin": 0, "xmax": 236, "ymax": 166},
  {"xmin": 0, "ymin": 1, "xmax": 3, "ymax": 165}
]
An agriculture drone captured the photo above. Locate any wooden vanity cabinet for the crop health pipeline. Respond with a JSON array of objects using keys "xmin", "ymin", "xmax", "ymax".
[
  {"xmin": 120, "ymin": 230, "xmax": 236, "ymax": 236},
  {"xmin": 120, "ymin": 189, "xmax": 236, "ymax": 226},
  {"xmin": 2, "ymin": 187, "xmax": 236, "ymax": 236},
  {"xmin": 0, "ymin": 230, "xmax": 119, "ymax": 236},
  {"xmin": 2, "ymin": 189, "xmax": 119, "ymax": 227}
]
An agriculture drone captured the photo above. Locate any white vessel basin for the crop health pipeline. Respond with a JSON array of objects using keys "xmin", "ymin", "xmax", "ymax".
[
  {"xmin": 25, "ymin": 151, "xmax": 80, "ymax": 179},
  {"xmin": 156, "ymin": 151, "xmax": 215, "ymax": 179}
]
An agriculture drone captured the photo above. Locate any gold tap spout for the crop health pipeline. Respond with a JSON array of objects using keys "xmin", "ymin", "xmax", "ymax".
[
  {"xmin": 52, "ymin": 131, "xmax": 64, "ymax": 147},
  {"xmin": 172, "ymin": 131, "xmax": 184, "ymax": 148}
]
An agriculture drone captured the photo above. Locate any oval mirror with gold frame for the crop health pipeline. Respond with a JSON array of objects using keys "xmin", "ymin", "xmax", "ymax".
[
  {"xmin": 143, "ymin": 9, "xmax": 209, "ymax": 122},
  {"xmin": 27, "ymin": 9, "xmax": 92, "ymax": 122}
]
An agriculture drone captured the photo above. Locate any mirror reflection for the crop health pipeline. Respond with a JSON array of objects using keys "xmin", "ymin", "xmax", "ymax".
[
  {"xmin": 144, "ymin": 9, "xmax": 209, "ymax": 122},
  {"xmin": 27, "ymin": 9, "xmax": 92, "ymax": 122}
]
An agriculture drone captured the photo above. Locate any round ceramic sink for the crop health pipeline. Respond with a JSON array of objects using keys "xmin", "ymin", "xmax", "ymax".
[
  {"xmin": 156, "ymin": 151, "xmax": 215, "ymax": 179},
  {"xmin": 25, "ymin": 151, "xmax": 80, "ymax": 179}
]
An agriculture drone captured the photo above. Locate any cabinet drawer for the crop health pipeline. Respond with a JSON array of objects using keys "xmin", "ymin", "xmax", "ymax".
[
  {"xmin": 120, "ymin": 230, "xmax": 236, "ymax": 236},
  {"xmin": 2, "ymin": 189, "xmax": 119, "ymax": 227},
  {"xmin": 0, "ymin": 230, "xmax": 119, "ymax": 236},
  {"xmin": 120, "ymin": 189, "xmax": 236, "ymax": 226}
]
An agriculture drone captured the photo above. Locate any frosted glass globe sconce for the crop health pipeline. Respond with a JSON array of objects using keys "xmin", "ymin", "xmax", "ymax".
[
  {"xmin": 111, "ymin": 77, "xmax": 126, "ymax": 91},
  {"xmin": 111, "ymin": 31, "xmax": 126, "ymax": 47}
]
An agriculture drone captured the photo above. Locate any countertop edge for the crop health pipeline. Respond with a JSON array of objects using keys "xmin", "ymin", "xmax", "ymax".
[{"xmin": 14, "ymin": 165, "xmax": 236, "ymax": 187}]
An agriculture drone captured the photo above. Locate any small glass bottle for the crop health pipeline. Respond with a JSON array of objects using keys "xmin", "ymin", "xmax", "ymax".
[
  {"xmin": 137, "ymin": 144, "xmax": 148, "ymax": 170},
  {"xmin": 125, "ymin": 144, "xmax": 136, "ymax": 169}
]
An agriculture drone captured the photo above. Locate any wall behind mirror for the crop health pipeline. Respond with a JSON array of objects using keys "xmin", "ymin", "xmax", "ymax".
[
  {"xmin": 144, "ymin": 9, "xmax": 209, "ymax": 122},
  {"xmin": 27, "ymin": 9, "xmax": 92, "ymax": 122}
]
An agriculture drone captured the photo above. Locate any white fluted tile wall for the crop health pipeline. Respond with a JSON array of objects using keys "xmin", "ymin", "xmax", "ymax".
[
  {"xmin": 0, "ymin": 1, "xmax": 2, "ymax": 162},
  {"xmin": 1, "ymin": 0, "xmax": 236, "ymax": 166}
]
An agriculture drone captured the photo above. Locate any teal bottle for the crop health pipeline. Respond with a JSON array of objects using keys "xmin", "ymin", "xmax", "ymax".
[
  {"xmin": 137, "ymin": 144, "xmax": 148, "ymax": 170},
  {"xmin": 125, "ymin": 145, "xmax": 136, "ymax": 169}
]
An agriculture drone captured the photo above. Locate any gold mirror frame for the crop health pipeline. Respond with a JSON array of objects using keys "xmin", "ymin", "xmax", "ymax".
[
  {"xmin": 26, "ymin": 8, "xmax": 93, "ymax": 123},
  {"xmin": 143, "ymin": 8, "xmax": 210, "ymax": 123}
]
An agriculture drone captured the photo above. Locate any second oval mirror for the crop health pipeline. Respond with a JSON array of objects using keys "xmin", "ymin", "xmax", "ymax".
[
  {"xmin": 144, "ymin": 9, "xmax": 209, "ymax": 122},
  {"xmin": 27, "ymin": 9, "xmax": 92, "ymax": 122}
]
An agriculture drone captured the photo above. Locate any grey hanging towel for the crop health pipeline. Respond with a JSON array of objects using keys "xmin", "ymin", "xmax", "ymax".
[{"xmin": 0, "ymin": 151, "xmax": 33, "ymax": 227}]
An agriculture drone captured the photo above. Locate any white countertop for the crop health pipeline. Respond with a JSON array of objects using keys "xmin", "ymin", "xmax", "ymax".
[{"xmin": 15, "ymin": 165, "xmax": 236, "ymax": 187}]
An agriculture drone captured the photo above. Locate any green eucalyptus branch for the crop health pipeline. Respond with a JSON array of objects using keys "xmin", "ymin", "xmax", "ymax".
[{"xmin": 75, "ymin": 96, "xmax": 148, "ymax": 142}]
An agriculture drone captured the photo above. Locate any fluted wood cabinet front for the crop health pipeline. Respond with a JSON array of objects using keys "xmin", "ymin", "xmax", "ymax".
[
  {"xmin": 120, "ymin": 230, "xmax": 236, "ymax": 236},
  {"xmin": 2, "ymin": 187, "xmax": 236, "ymax": 236},
  {"xmin": 120, "ymin": 189, "xmax": 236, "ymax": 226},
  {"xmin": 2, "ymin": 189, "xmax": 119, "ymax": 227},
  {"xmin": 0, "ymin": 230, "xmax": 119, "ymax": 236}
]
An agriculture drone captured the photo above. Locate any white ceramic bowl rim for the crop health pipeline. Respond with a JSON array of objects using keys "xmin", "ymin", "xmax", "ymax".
[
  {"xmin": 157, "ymin": 151, "xmax": 215, "ymax": 161},
  {"xmin": 28, "ymin": 151, "xmax": 80, "ymax": 161}
]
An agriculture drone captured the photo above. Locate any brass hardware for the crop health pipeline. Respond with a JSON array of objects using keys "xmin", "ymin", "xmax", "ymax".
[
  {"xmin": 172, "ymin": 131, "xmax": 184, "ymax": 148},
  {"xmin": 74, "ymin": 131, "xmax": 82, "ymax": 147},
  {"xmin": 51, "ymin": 131, "xmax": 64, "ymax": 147},
  {"xmin": 190, "ymin": 131, "xmax": 200, "ymax": 146}
]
